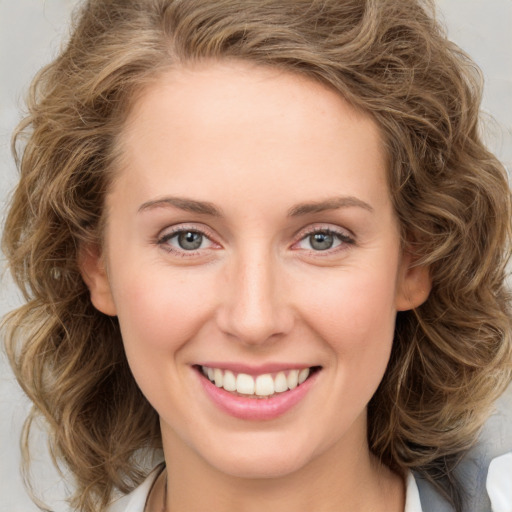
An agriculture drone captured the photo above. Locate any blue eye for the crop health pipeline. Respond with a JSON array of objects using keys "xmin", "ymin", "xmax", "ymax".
[
  {"xmin": 296, "ymin": 228, "xmax": 353, "ymax": 252},
  {"xmin": 176, "ymin": 231, "xmax": 204, "ymax": 250},
  {"xmin": 158, "ymin": 228, "xmax": 215, "ymax": 253},
  {"xmin": 308, "ymin": 232, "xmax": 336, "ymax": 251}
]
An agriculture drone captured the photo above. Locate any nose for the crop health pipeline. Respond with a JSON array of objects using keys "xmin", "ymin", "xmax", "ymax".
[{"xmin": 215, "ymin": 248, "xmax": 294, "ymax": 346}]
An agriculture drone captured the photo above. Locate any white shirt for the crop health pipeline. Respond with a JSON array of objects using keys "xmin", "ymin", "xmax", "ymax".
[
  {"xmin": 486, "ymin": 452, "xmax": 512, "ymax": 512},
  {"xmin": 405, "ymin": 472, "xmax": 423, "ymax": 512},
  {"xmin": 108, "ymin": 454, "xmax": 512, "ymax": 512},
  {"xmin": 107, "ymin": 466, "xmax": 424, "ymax": 512},
  {"xmin": 108, "ymin": 466, "xmax": 163, "ymax": 512}
]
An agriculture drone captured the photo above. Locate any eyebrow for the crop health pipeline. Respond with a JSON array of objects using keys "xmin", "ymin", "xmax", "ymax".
[
  {"xmin": 287, "ymin": 196, "xmax": 374, "ymax": 216},
  {"xmin": 138, "ymin": 197, "xmax": 222, "ymax": 216},
  {"xmin": 138, "ymin": 195, "xmax": 373, "ymax": 217}
]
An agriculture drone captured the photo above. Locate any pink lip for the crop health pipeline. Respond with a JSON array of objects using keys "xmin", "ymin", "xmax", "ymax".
[{"xmin": 197, "ymin": 368, "xmax": 319, "ymax": 421}]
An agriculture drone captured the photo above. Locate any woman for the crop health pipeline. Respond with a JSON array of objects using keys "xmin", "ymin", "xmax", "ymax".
[{"xmin": 2, "ymin": 1, "xmax": 511, "ymax": 511}]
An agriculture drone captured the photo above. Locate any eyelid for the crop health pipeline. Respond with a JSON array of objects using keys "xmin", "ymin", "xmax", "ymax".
[{"xmin": 295, "ymin": 223, "xmax": 355, "ymax": 240}]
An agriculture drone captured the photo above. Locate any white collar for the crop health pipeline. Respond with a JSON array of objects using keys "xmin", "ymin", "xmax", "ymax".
[
  {"xmin": 405, "ymin": 472, "xmax": 424, "ymax": 512},
  {"xmin": 107, "ymin": 465, "xmax": 163, "ymax": 512}
]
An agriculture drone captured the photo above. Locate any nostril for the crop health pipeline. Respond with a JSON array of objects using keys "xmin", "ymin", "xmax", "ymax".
[{"xmin": 215, "ymin": 298, "xmax": 295, "ymax": 346}]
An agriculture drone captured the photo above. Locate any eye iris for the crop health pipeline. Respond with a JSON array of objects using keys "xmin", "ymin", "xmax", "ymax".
[
  {"xmin": 178, "ymin": 231, "xmax": 203, "ymax": 250},
  {"xmin": 310, "ymin": 232, "xmax": 334, "ymax": 250}
]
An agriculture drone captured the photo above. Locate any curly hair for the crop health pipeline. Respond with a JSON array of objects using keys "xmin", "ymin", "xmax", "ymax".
[{"xmin": 2, "ymin": 0, "xmax": 511, "ymax": 511}]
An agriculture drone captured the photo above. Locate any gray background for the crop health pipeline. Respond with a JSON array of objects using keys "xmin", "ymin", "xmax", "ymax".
[{"xmin": 1, "ymin": 1, "xmax": 511, "ymax": 511}]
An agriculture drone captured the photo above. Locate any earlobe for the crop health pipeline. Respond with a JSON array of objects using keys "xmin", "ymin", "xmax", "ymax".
[
  {"xmin": 78, "ymin": 244, "xmax": 117, "ymax": 316},
  {"xmin": 395, "ymin": 252, "xmax": 432, "ymax": 312}
]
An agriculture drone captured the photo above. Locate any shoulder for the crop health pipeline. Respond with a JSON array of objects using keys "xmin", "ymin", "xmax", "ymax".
[
  {"xmin": 107, "ymin": 465, "xmax": 164, "ymax": 512},
  {"xmin": 417, "ymin": 384, "xmax": 512, "ymax": 512}
]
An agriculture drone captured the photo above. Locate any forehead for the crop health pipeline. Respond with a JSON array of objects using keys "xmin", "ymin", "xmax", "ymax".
[
  {"xmin": 121, "ymin": 60, "xmax": 383, "ymax": 150},
  {"xmin": 114, "ymin": 60, "xmax": 389, "ymax": 214}
]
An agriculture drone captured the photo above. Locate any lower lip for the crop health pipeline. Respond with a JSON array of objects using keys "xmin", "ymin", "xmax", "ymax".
[{"xmin": 198, "ymin": 370, "xmax": 319, "ymax": 421}]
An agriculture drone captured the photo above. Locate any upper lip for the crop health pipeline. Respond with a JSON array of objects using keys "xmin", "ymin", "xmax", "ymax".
[{"xmin": 195, "ymin": 362, "xmax": 318, "ymax": 376}]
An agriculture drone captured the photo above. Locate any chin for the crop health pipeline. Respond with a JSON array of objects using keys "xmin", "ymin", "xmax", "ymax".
[
  {"xmin": 216, "ymin": 457, "xmax": 307, "ymax": 480},
  {"xmin": 200, "ymin": 436, "xmax": 315, "ymax": 480}
]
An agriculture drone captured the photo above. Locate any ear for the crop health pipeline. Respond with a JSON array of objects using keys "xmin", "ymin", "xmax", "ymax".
[
  {"xmin": 78, "ymin": 243, "xmax": 117, "ymax": 316},
  {"xmin": 395, "ymin": 250, "xmax": 431, "ymax": 312}
]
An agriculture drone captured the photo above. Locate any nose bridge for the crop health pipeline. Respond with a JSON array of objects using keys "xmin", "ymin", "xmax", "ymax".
[{"xmin": 217, "ymin": 243, "xmax": 291, "ymax": 344}]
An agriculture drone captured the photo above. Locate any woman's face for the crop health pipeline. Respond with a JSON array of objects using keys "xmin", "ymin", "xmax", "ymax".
[{"xmin": 83, "ymin": 61, "xmax": 429, "ymax": 480}]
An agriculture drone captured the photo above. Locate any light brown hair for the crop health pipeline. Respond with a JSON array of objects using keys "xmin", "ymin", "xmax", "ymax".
[{"xmin": 3, "ymin": 1, "xmax": 511, "ymax": 511}]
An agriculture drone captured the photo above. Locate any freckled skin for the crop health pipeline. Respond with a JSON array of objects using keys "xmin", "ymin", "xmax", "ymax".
[{"xmin": 83, "ymin": 61, "xmax": 429, "ymax": 511}]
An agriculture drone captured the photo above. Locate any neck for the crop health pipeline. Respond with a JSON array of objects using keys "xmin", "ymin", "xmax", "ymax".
[{"xmin": 157, "ymin": 425, "xmax": 404, "ymax": 512}]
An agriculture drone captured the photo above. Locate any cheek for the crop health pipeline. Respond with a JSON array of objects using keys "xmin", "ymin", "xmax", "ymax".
[
  {"xmin": 111, "ymin": 263, "xmax": 217, "ymax": 355},
  {"xmin": 109, "ymin": 265, "xmax": 220, "ymax": 409},
  {"xmin": 298, "ymin": 265, "xmax": 399, "ymax": 351}
]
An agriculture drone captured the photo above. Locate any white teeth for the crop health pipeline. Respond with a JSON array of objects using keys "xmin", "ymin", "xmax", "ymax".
[
  {"xmin": 223, "ymin": 370, "xmax": 237, "ymax": 392},
  {"xmin": 202, "ymin": 366, "xmax": 314, "ymax": 396},
  {"xmin": 287, "ymin": 370, "xmax": 299, "ymax": 390},
  {"xmin": 236, "ymin": 373, "xmax": 255, "ymax": 394},
  {"xmin": 298, "ymin": 368, "xmax": 310, "ymax": 384},
  {"xmin": 274, "ymin": 372, "xmax": 288, "ymax": 393},
  {"xmin": 214, "ymin": 368, "xmax": 223, "ymax": 387},
  {"xmin": 255, "ymin": 374, "xmax": 274, "ymax": 396}
]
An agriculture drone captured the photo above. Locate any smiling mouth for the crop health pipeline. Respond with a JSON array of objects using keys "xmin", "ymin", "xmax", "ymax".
[{"xmin": 196, "ymin": 365, "xmax": 321, "ymax": 399}]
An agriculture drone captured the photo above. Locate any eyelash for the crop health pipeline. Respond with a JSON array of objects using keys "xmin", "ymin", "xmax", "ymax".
[{"xmin": 155, "ymin": 224, "xmax": 355, "ymax": 257}]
